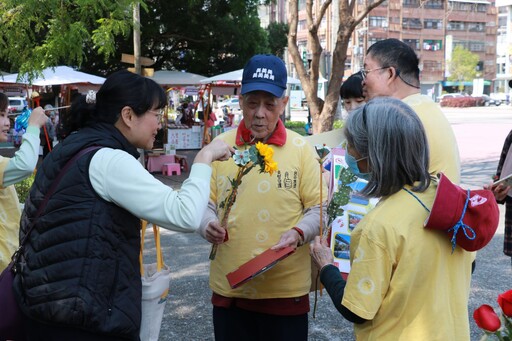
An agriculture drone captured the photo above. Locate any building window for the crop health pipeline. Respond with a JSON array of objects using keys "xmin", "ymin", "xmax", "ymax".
[
  {"xmin": 423, "ymin": 19, "xmax": 442, "ymax": 30},
  {"xmin": 447, "ymin": 21, "xmax": 465, "ymax": 31},
  {"xmin": 404, "ymin": 39, "xmax": 420, "ymax": 50},
  {"xmin": 403, "ymin": 17, "xmax": 422, "ymax": 29},
  {"xmin": 423, "ymin": 60, "xmax": 442, "ymax": 71},
  {"xmin": 403, "ymin": 0, "xmax": 420, "ymax": 7},
  {"xmin": 368, "ymin": 37, "xmax": 383, "ymax": 47},
  {"xmin": 369, "ymin": 16, "xmax": 388, "ymax": 28},
  {"xmin": 298, "ymin": 20, "xmax": 306, "ymax": 31},
  {"xmin": 499, "ymin": 16, "xmax": 507, "ymax": 27},
  {"xmin": 476, "ymin": 4, "xmax": 487, "ymax": 12},
  {"xmin": 468, "ymin": 22, "xmax": 485, "ymax": 32},
  {"xmin": 423, "ymin": 39, "xmax": 442, "ymax": 51},
  {"xmin": 424, "ymin": 0, "xmax": 443, "ymax": 9},
  {"xmin": 469, "ymin": 41, "xmax": 485, "ymax": 52},
  {"xmin": 450, "ymin": 2, "xmax": 471, "ymax": 11}
]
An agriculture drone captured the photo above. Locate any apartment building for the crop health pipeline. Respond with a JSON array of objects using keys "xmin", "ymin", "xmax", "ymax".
[
  {"xmin": 352, "ymin": 0, "xmax": 497, "ymax": 96},
  {"xmin": 259, "ymin": 0, "xmax": 498, "ymax": 96},
  {"xmin": 496, "ymin": 0, "xmax": 512, "ymax": 94}
]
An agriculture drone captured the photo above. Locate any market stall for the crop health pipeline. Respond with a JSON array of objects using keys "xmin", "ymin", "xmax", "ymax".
[
  {"xmin": 0, "ymin": 66, "xmax": 105, "ymax": 148},
  {"xmin": 147, "ymin": 70, "xmax": 206, "ymax": 151}
]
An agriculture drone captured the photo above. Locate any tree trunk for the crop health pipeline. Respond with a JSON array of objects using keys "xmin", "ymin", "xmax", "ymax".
[{"xmin": 288, "ymin": 0, "xmax": 386, "ymax": 134}]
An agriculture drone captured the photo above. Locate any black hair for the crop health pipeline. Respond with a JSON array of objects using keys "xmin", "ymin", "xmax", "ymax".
[
  {"xmin": 0, "ymin": 93, "xmax": 7, "ymax": 111},
  {"xmin": 62, "ymin": 70, "xmax": 166, "ymax": 136},
  {"xmin": 367, "ymin": 39, "xmax": 420, "ymax": 88},
  {"xmin": 340, "ymin": 71, "xmax": 364, "ymax": 99}
]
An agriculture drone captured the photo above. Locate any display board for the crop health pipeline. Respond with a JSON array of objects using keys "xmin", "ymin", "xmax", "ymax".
[{"xmin": 167, "ymin": 126, "xmax": 203, "ymax": 149}]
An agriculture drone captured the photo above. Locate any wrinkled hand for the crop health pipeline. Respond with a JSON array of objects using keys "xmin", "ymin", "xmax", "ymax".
[
  {"xmin": 205, "ymin": 220, "xmax": 227, "ymax": 245},
  {"xmin": 28, "ymin": 107, "xmax": 48, "ymax": 128},
  {"xmin": 484, "ymin": 182, "xmax": 510, "ymax": 202},
  {"xmin": 194, "ymin": 139, "xmax": 234, "ymax": 164},
  {"xmin": 310, "ymin": 236, "xmax": 334, "ymax": 270},
  {"xmin": 271, "ymin": 229, "xmax": 302, "ymax": 251}
]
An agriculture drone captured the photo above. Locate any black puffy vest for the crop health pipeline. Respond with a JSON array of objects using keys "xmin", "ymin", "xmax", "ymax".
[{"xmin": 14, "ymin": 123, "xmax": 143, "ymax": 340}]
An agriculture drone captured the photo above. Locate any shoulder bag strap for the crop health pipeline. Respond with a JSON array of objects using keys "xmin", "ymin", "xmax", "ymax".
[{"xmin": 13, "ymin": 145, "xmax": 102, "ymax": 264}]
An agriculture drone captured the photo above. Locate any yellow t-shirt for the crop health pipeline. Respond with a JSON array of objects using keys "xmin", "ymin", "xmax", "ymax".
[
  {"xmin": 209, "ymin": 129, "xmax": 327, "ymax": 298},
  {"xmin": 0, "ymin": 157, "xmax": 22, "ymax": 272},
  {"xmin": 342, "ymin": 186, "xmax": 473, "ymax": 341},
  {"xmin": 403, "ymin": 94, "xmax": 461, "ymax": 183}
]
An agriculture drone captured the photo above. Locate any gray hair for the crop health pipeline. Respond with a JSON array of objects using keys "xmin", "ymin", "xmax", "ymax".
[{"xmin": 344, "ymin": 97, "xmax": 430, "ymax": 197}]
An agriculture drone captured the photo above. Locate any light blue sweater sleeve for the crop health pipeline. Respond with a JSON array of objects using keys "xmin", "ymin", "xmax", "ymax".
[
  {"xmin": 89, "ymin": 148, "xmax": 212, "ymax": 232},
  {"xmin": 3, "ymin": 126, "xmax": 40, "ymax": 187}
]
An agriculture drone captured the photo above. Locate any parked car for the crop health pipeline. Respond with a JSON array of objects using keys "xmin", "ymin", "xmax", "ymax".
[
  {"xmin": 8, "ymin": 96, "xmax": 28, "ymax": 114},
  {"xmin": 490, "ymin": 92, "xmax": 509, "ymax": 105},
  {"xmin": 438, "ymin": 93, "xmax": 467, "ymax": 101},
  {"xmin": 218, "ymin": 98, "xmax": 240, "ymax": 111},
  {"xmin": 479, "ymin": 94, "xmax": 501, "ymax": 106}
]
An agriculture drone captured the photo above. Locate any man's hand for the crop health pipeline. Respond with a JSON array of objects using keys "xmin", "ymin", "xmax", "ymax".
[
  {"xmin": 485, "ymin": 182, "xmax": 510, "ymax": 202},
  {"xmin": 204, "ymin": 220, "xmax": 227, "ymax": 245},
  {"xmin": 271, "ymin": 229, "xmax": 302, "ymax": 250}
]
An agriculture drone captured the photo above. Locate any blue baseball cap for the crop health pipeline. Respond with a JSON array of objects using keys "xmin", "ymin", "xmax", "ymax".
[{"xmin": 241, "ymin": 54, "xmax": 287, "ymax": 97}]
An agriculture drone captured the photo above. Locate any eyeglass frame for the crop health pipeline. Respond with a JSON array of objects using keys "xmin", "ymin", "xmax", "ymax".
[
  {"xmin": 148, "ymin": 108, "xmax": 165, "ymax": 121},
  {"xmin": 360, "ymin": 66, "xmax": 390, "ymax": 79}
]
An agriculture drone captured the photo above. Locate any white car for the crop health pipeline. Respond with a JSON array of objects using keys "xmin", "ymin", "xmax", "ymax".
[
  {"xmin": 218, "ymin": 98, "xmax": 240, "ymax": 111},
  {"xmin": 8, "ymin": 97, "xmax": 28, "ymax": 114}
]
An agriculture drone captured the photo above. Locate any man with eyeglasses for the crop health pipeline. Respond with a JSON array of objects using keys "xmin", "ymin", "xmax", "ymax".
[{"xmin": 361, "ymin": 38, "xmax": 460, "ymax": 184}]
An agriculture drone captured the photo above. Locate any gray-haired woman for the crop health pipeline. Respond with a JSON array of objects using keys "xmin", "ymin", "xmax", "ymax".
[{"xmin": 310, "ymin": 97, "xmax": 474, "ymax": 341}]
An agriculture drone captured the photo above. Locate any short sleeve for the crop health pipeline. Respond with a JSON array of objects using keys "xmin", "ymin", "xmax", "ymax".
[{"xmin": 341, "ymin": 226, "xmax": 393, "ymax": 320}]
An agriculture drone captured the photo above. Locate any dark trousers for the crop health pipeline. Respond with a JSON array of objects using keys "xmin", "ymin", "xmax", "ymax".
[{"xmin": 213, "ymin": 305, "xmax": 308, "ymax": 341}]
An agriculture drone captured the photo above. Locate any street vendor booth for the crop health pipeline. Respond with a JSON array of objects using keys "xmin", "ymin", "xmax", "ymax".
[
  {"xmin": 0, "ymin": 66, "xmax": 105, "ymax": 149},
  {"xmin": 147, "ymin": 70, "xmax": 206, "ymax": 151}
]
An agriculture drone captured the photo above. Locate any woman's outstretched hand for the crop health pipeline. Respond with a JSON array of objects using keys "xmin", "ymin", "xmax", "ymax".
[{"xmin": 194, "ymin": 139, "xmax": 234, "ymax": 164}]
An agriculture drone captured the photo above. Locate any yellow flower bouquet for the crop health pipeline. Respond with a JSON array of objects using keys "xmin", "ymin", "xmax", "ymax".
[{"xmin": 209, "ymin": 142, "xmax": 278, "ymax": 260}]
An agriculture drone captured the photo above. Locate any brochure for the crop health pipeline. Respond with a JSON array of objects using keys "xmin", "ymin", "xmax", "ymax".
[
  {"xmin": 326, "ymin": 147, "xmax": 378, "ymax": 274},
  {"xmin": 494, "ymin": 173, "xmax": 512, "ymax": 187}
]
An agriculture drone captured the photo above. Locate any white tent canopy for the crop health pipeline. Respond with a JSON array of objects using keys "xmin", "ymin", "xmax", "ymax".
[
  {"xmin": 0, "ymin": 66, "xmax": 105, "ymax": 86},
  {"xmin": 149, "ymin": 70, "xmax": 206, "ymax": 86},
  {"xmin": 200, "ymin": 69, "xmax": 301, "ymax": 85},
  {"xmin": 200, "ymin": 69, "xmax": 243, "ymax": 84}
]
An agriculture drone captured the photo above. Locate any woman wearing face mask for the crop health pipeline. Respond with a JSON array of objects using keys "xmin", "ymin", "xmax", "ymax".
[{"xmin": 310, "ymin": 97, "xmax": 474, "ymax": 341}]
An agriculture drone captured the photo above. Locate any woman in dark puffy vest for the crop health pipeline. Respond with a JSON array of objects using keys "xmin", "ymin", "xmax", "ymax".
[{"xmin": 13, "ymin": 70, "xmax": 233, "ymax": 341}]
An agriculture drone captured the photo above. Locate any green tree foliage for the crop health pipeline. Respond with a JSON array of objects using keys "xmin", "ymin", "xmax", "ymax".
[
  {"xmin": 136, "ymin": 0, "xmax": 269, "ymax": 76},
  {"xmin": 0, "ymin": 0, "xmax": 138, "ymax": 80},
  {"xmin": 448, "ymin": 46, "xmax": 479, "ymax": 91},
  {"xmin": 0, "ymin": 0, "xmax": 274, "ymax": 78},
  {"xmin": 266, "ymin": 22, "xmax": 288, "ymax": 59}
]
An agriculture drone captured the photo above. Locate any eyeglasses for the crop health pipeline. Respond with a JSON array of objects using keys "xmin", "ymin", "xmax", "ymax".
[
  {"xmin": 360, "ymin": 66, "xmax": 389, "ymax": 79},
  {"xmin": 149, "ymin": 108, "xmax": 165, "ymax": 121}
]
